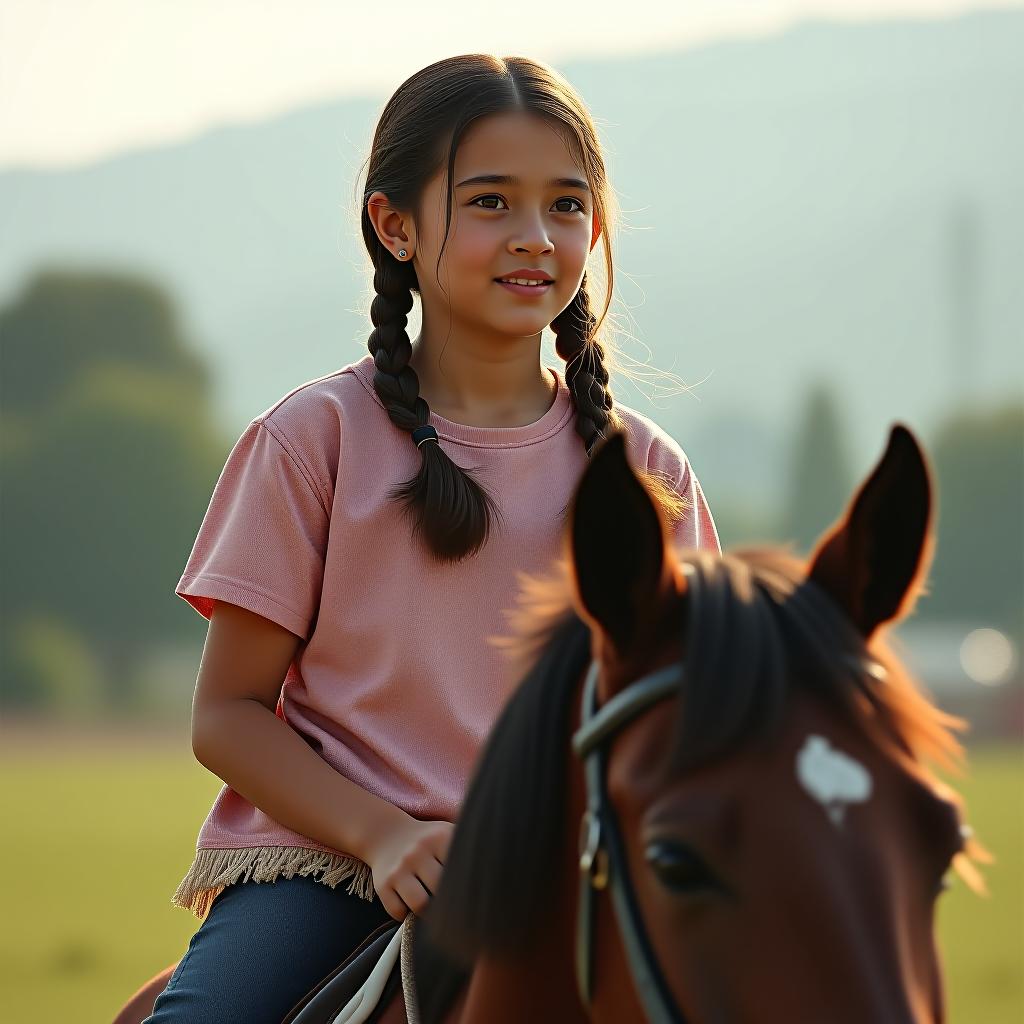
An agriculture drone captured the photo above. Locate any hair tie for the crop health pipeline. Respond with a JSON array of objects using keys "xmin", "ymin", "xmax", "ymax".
[{"xmin": 412, "ymin": 424, "xmax": 439, "ymax": 448}]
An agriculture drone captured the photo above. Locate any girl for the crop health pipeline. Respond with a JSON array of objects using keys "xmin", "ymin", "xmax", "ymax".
[{"xmin": 144, "ymin": 53, "xmax": 720, "ymax": 1024}]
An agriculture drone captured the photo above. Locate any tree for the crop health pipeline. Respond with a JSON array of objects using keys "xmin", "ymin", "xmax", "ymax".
[
  {"xmin": 1, "ymin": 268, "xmax": 225, "ymax": 710},
  {"xmin": 0, "ymin": 267, "xmax": 210, "ymax": 416},
  {"xmin": 924, "ymin": 403, "xmax": 1024, "ymax": 633},
  {"xmin": 779, "ymin": 382, "xmax": 853, "ymax": 556}
]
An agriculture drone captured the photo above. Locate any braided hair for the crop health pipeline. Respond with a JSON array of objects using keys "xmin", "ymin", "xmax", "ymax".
[
  {"xmin": 550, "ymin": 272, "xmax": 619, "ymax": 457},
  {"xmin": 366, "ymin": 248, "xmax": 501, "ymax": 563}
]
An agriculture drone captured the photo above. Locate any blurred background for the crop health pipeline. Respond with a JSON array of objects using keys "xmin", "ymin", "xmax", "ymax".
[{"xmin": 1, "ymin": 1, "xmax": 1021, "ymax": 1020}]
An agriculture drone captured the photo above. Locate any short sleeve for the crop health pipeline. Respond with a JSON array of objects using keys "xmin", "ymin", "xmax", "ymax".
[
  {"xmin": 175, "ymin": 417, "xmax": 330, "ymax": 640},
  {"xmin": 671, "ymin": 457, "xmax": 721, "ymax": 555},
  {"xmin": 641, "ymin": 428, "xmax": 722, "ymax": 556}
]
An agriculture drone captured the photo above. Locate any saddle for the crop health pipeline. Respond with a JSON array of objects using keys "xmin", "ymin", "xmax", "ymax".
[
  {"xmin": 282, "ymin": 919, "xmax": 404, "ymax": 1024},
  {"xmin": 282, "ymin": 915, "xmax": 469, "ymax": 1024}
]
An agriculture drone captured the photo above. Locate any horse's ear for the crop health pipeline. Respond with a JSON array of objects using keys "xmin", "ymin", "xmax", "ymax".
[
  {"xmin": 567, "ymin": 431, "xmax": 674, "ymax": 658},
  {"xmin": 806, "ymin": 424, "xmax": 935, "ymax": 640}
]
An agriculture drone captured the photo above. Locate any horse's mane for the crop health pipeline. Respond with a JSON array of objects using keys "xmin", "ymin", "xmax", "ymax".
[{"xmin": 421, "ymin": 545, "xmax": 989, "ymax": 981}]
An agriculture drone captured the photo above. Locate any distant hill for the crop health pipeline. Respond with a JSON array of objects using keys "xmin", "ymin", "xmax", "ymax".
[{"xmin": 2, "ymin": 8, "xmax": 1020, "ymax": 511}]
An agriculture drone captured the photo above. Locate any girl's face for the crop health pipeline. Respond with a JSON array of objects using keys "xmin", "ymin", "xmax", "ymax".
[{"xmin": 375, "ymin": 110, "xmax": 602, "ymax": 344}]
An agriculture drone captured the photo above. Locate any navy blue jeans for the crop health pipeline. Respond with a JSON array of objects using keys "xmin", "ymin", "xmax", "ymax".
[{"xmin": 143, "ymin": 874, "xmax": 394, "ymax": 1024}]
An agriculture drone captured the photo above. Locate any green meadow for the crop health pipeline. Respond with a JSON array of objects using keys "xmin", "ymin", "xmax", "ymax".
[{"xmin": 2, "ymin": 730, "xmax": 1020, "ymax": 1022}]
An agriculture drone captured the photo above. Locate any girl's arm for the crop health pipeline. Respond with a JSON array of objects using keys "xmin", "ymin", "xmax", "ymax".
[{"xmin": 190, "ymin": 600, "xmax": 405, "ymax": 864}]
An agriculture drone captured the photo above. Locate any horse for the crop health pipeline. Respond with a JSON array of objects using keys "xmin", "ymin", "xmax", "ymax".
[{"xmin": 114, "ymin": 423, "xmax": 988, "ymax": 1023}]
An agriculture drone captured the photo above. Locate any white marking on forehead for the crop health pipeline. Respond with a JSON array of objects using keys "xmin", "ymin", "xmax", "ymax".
[{"xmin": 796, "ymin": 734, "xmax": 873, "ymax": 827}]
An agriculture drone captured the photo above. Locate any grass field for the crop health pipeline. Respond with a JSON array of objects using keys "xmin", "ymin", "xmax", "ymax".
[{"xmin": 1, "ymin": 727, "xmax": 1020, "ymax": 1022}]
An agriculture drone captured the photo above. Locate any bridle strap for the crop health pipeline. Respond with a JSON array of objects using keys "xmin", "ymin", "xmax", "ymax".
[
  {"xmin": 572, "ymin": 663, "xmax": 683, "ymax": 760},
  {"xmin": 572, "ymin": 660, "xmax": 688, "ymax": 1024}
]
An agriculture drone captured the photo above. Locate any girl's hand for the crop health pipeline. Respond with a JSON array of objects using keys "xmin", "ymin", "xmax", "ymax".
[{"xmin": 362, "ymin": 813, "xmax": 454, "ymax": 921}]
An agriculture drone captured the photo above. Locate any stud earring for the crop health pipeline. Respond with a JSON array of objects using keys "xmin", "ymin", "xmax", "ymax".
[{"xmin": 397, "ymin": 249, "xmax": 408, "ymax": 259}]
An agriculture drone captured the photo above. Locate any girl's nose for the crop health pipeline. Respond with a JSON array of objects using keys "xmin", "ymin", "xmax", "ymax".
[{"xmin": 508, "ymin": 216, "xmax": 553, "ymax": 255}]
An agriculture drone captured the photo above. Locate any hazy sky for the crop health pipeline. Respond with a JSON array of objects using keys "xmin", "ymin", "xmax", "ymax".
[{"xmin": 1, "ymin": 0, "xmax": 1017, "ymax": 169}]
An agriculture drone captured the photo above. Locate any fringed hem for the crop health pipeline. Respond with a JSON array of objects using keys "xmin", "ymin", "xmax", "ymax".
[{"xmin": 171, "ymin": 845, "xmax": 375, "ymax": 920}]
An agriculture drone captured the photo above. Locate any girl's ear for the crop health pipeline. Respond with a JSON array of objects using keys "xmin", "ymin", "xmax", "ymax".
[
  {"xmin": 366, "ymin": 190, "xmax": 416, "ymax": 261},
  {"xmin": 567, "ymin": 432, "xmax": 673, "ymax": 659},
  {"xmin": 590, "ymin": 209, "xmax": 602, "ymax": 252},
  {"xmin": 806, "ymin": 424, "xmax": 934, "ymax": 640}
]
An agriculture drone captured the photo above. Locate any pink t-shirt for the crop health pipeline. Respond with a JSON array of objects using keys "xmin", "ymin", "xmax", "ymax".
[{"xmin": 171, "ymin": 353, "xmax": 720, "ymax": 917}]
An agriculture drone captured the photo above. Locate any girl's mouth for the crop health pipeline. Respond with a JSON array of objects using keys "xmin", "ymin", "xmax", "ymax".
[{"xmin": 494, "ymin": 276, "xmax": 554, "ymax": 297}]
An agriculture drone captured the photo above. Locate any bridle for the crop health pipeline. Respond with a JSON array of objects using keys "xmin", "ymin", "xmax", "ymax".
[{"xmin": 571, "ymin": 656, "xmax": 688, "ymax": 1024}]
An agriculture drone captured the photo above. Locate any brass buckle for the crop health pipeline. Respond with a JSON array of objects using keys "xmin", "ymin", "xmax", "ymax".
[{"xmin": 578, "ymin": 810, "xmax": 609, "ymax": 890}]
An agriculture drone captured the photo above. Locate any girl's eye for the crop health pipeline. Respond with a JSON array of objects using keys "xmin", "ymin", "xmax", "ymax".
[
  {"xmin": 553, "ymin": 197, "xmax": 585, "ymax": 214},
  {"xmin": 471, "ymin": 195, "xmax": 508, "ymax": 210},
  {"xmin": 469, "ymin": 195, "xmax": 586, "ymax": 213}
]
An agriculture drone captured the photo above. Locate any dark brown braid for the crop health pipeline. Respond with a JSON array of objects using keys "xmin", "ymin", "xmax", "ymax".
[
  {"xmin": 367, "ymin": 250, "xmax": 501, "ymax": 563},
  {"xmin": 552, "ymin": 276, "xmax": 691, "ymax": 530},
  {"xmin": 551, "ymin": 274, "xmax": 618, "ymax": 457}
]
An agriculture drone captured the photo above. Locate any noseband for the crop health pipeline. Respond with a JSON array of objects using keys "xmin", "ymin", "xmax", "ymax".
[{"xmin": 571, "ymin": 657, "xmax": 688, "ymax": 1023}]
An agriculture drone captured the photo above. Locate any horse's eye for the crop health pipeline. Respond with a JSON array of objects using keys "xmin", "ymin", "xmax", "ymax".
[{"xmin": 645, "ymin": 840, "xmax": 724, "ymax": 894}]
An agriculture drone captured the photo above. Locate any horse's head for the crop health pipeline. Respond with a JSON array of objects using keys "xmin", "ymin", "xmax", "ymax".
[
  {"xmin": 563, "ymin": 423, "xmax": 988, "ymax": 1023},
  {"xmin": 423, "ymin": 424, "xmax": 988, "ymax": 1024}
]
